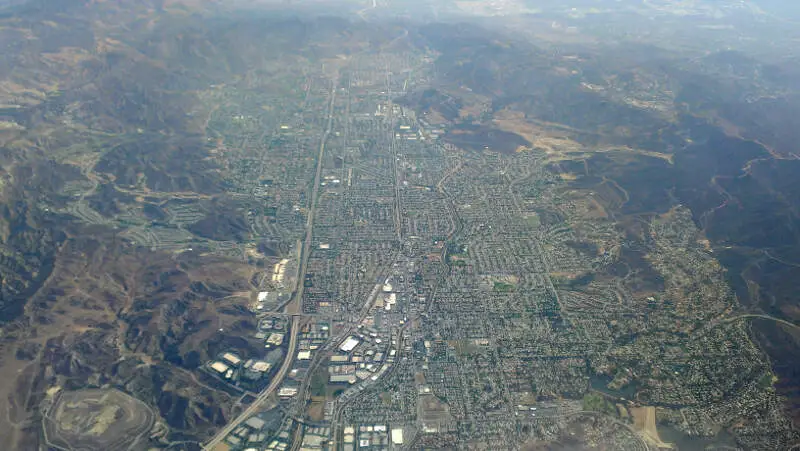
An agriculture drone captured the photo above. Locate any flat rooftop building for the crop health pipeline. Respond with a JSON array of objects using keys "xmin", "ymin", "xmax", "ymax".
[
  {"xmin": 391, "ymin": 428, "xmax": 404, "ymax": 445},
  {"xmin": 339, "ymin": 336, "xmax": 361, "ymax": 352},
  {"xmin": 245, "ymin": 416, "xmax": 266, "ymax": 430},
  {"xmin": 210, "ymin": 361, "xmax": 229, "ymax": 374},
  {"xmin": 222, "ymin": 352, "xmax": 242, "ymax": 366},
  {"xmin": 278, "ymin": 387, "xmax": 298, "ymax": 398}
]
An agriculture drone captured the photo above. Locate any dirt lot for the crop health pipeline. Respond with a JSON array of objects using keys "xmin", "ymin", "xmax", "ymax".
[{"xmin": 43, "ymin": 388, "xmax": 155, "ymax": 450}]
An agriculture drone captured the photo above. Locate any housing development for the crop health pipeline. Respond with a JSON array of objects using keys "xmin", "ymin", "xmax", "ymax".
[
  {"xmin": 195, "ymin": 42, "xmax": 796, "ymax": 451},
  {"xmin": 1, "ymin": 1, "xmax": 799, "ymax": 451}
]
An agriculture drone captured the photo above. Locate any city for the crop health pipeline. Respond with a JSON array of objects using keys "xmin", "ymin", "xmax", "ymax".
[
  {"xmin": 189, "ymin": 39, "xmax": 795, "ymax": 451},
  {"xmin": 0, "ymin": 1, "xmax": 798, "ymax": 450}
]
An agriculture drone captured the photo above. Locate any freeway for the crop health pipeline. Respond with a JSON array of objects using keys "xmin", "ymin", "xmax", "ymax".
[
  {"xmin": 203, "ymin": 82, "xmax": 337, "ymax": 450},
  {"xmin": 203, "ymin": 315, "xmax": 300, "ymax": 450},
  {"xmin": 287, "ymin": 80, "xmax": 337, "ymax": 315},
  {"xmin": 692, "ymin": 312, "xmax": 800, "ymax": 342},
  {"xmin": 722, "ymin": 313, "xmax": 800, "ymax": 332}
]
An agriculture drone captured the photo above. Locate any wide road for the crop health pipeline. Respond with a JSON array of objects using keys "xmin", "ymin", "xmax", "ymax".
[
  {"xmin": 204, "ymin": 315, "xmax": 300, "ymax": 450},
  {"xmin": 723, "ymin": 313, "xmax": 800, "ymax": 331},
  {"xmin": 287, "ymin": 80, "xmax": 337, "ymax": 315},
  {"xmin": 203, "ymin": 82, "xmax": 337, "ymax": 450}
]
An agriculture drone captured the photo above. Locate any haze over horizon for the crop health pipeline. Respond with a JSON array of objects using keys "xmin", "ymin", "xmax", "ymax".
[{"xmin": 0, "ymin": 0, "xmax": 798, "ymax": 450}]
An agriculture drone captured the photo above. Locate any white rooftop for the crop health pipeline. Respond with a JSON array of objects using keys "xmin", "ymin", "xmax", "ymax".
[
  {"xmin": 339, "ymin": 336, "xmax": 361, "ymax": 352},
  {"xmin": 391, "ymin": 428, "xmax": 404, "ymax": 445}
]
